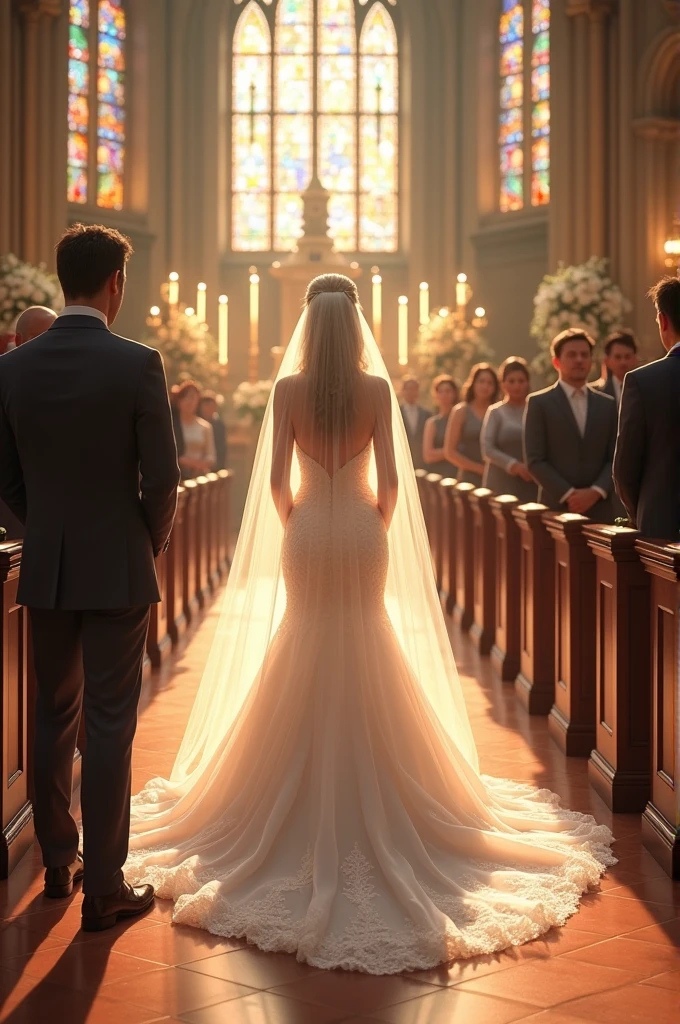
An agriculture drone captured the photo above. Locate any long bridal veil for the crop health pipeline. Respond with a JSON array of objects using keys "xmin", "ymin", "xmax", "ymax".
[
  {"xmin": 128, "ymin": 289, "xmax": 614, "ymax": 973},
  {"xmin": 145, "ymin": 304, "xmax": 478, "ymax": 792}
]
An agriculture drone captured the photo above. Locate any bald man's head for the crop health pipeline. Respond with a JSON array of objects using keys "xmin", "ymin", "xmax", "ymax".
[{"xmin": 15, "ymin": 306, "xmax": 57, "ymax": 344}]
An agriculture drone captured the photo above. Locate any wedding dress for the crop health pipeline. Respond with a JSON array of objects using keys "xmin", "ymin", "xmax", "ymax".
[{"xmin": 127, "ymin": 288, "xmax": 614, "ymax": 975}]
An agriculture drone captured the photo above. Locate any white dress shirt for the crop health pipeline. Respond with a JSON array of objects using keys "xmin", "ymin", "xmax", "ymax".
[
  {"xmin": 612, "ymin": 375, "xmax": 623, "ymax": 405},
  {"xmin": 402, "ymin": 402, "xmax": 420, "ymax": 435},
  {"xmin": 558, "ymin": 379, "xmax": 607, "ymax": 504},
  {"xmin": 58, "ymin": 305, "xmax": 108, "ymax": 324}
]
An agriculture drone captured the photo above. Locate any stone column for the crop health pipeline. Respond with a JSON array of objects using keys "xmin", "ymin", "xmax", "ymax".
[{"xmin": 16, "ymin": 0, "xmax": 65, "ymax": 265}]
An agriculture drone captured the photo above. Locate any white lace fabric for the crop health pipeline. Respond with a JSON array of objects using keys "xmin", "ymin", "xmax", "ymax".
[{"xmin": 127, "ymin": 417, "xmax": 614, "ymax": 975}]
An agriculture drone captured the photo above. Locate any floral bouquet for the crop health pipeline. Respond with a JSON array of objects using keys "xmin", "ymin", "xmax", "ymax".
[
  {"xmin": 232, "ymin": 380, "xmax": 274, "ymax": 428},
  {"xmin": 531, "ymin": 257, "xmax": 632, "ymax": 383},
  {"xmin": 412, "ymin": 309, "xmax": 494, "ymax": 395},
  {"xmin": 0, "ymin": 253, "xmax": 64, "ymax": 332},
  {"xmin": 142, "ymin": 312, "xmax": 222, "ymax": 393}
]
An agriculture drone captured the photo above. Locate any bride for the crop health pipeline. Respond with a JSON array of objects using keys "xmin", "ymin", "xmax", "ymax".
[{"xmin": 127, "ymin": 273, "xmax": 614, "ymax": 975}]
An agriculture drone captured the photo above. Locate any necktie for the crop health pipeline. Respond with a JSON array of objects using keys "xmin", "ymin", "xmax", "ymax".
[{"xmin": 571, "ymin": 388, "xmax": 587, "ymax": 437}]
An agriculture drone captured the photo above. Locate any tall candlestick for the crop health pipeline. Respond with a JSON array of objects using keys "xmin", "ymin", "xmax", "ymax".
[
  {"xmin": 456, "ymin": 272, "xmax": 468, "ymax": 312},
  {"xmin": 218, "ymin": 294, "xmax": 229, "ymax": 367},
  {"xmin": 398, "ymin": 295, "xmax": 409, "ymax": 366},
  {"xmin": 372, "ymin": 273, "xmax": 382, "ymax": 349},
  {"xmin": 196, "ymin": 282, "xmax": 207, "ymax": 323},
  {"xmin": 168, "ymin": 272, "xmax": 179, "ymax": 311},
  {"xmin": 249, "ymin": 272, "xmax": 260, "ymax": 382},
  {"xmin": 419, "ymin": 282, "xmax": 429, "ymax": 325}
]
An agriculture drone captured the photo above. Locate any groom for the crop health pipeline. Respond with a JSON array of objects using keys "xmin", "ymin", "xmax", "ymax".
[{"xmin": 0, "ymin": 224, "xmax": 179, "ymax": 930}]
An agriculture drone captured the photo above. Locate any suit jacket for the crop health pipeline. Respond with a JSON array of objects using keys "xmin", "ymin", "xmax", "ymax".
[
  {"xmin": 211, "ymin": 415, "xmax": 228, "ymax": 470},
  {"xmin": 400, "ymin": 404, "xmax": 430, "ymax": 470},
  {"xmin": 523, "ymin": 381, "xmax": 617, "ymax": 522},
  {"xmin": 592, "ymin": 374, "xmax": 618, "ymax": 401},
  {"xmin": 613, "ymin": 352, "xmax": 680, "ymax": 539},
  {"xmin": 0, "ymin": 315, "xmax": 180, "ymax": 609}
]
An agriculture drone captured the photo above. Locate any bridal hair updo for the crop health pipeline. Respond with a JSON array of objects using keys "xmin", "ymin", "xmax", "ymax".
[{"xmin": 300, "ymin": 274, "xmax": 368, "ymax": 432}]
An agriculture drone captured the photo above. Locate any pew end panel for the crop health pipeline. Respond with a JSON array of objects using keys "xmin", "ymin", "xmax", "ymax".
[
  {"xmin": 512, "ymin": 504, "xmax": 556, "ymax": 715},
  {"xmin": 469, "ymin": 488, "xmax": 496, "ymax": 656},
  {"xmin": 452, "ymin": 483, "xmax": 477, "ymax": 633},
  {"xmin": 490, "ymin": 494, "xmax": 521, "ymax": 681},
  {"xmin": 636, "ymin": 540, "xmax": 680, "ymax": 880},
  {"xmin": 585, "ymin": 525, "xmax": 651, "ymax": 813}
]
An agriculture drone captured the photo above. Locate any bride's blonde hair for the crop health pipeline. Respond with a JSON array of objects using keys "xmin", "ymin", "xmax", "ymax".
[{"xmin": 300, "ymin": 273, "xmax": 367, "ymax": 431}]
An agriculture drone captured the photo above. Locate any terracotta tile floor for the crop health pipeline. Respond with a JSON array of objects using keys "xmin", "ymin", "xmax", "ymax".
[{"xmin": 1, "ymin": 597, "xmax": 679, "ymax": 1024}]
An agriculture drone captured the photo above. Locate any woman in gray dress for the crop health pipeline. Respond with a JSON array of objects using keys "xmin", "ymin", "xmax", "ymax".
[
  {"xmin": 481, "ymin": 356, "xmax": 537, "ymax": 502},
  {"xmin": 422, "ymin": 374, "xmax": 459, "ymax": 477},
  {"xmin": 444, "ymin": 363, "xmax": 499, "ymax": 485}
]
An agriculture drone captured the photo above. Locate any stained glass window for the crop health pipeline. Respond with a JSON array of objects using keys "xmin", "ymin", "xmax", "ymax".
[
  {"xmin": 68, "ymin": 1, "xmax": 90, "ymax": 203},
  {"xmin": 531, "ymin": 0, "xmax": 550, "ymax": 205},
  {"xmin": 231, "ymin": 0, "xmax": 399, "ymax": 253},
  {"xmin": 67, "ymin": 0, "xmax": 126, "ymax": 209},
  {"xmin": 233, "ymin": 2, "xmax": 273, "ymax": 250},
  {"xmin": 498, "ymin": 0, "xmax": 549, "ymax": 212}
]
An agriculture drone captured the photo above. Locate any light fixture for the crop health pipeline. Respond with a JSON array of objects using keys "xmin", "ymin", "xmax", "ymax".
[{"xmin": 664, "ymin": 215, "xmax": 680, "ymax": 269}]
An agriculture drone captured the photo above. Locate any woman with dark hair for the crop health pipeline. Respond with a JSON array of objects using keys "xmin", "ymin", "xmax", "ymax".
[
  {"xmin": 422, "ymin": 374, "xmax": 459, "ymax": 476},
  {"xmin": 481, "ymin": 356, "xmax": 537, "ymax": 502},
  {"xmin": 173, "ymin": 380, "xmax": 216, "ymax": 479},
  {"xmin": 444, "ymin": 362, "xmax": 499, "ymax": 485}
]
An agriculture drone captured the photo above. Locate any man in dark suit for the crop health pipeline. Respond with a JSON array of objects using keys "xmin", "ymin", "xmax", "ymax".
[
  {"xmin": 524, "ymin": 328, "xmax": 618, "ymax": 522},
  {"xmin": 614, "ymin": 276, "xmax": 680, "ymax": 538},
  {"xmin": 592, "ymin": 330, "xmax": 638, "ymax": 407},
  {"xmin": 399, "ymin": 376, "xmax": 430, "ymax": 470},
  {"xmin": 0, "ymin": 224, "xmax": 179, "ymax": 930}
]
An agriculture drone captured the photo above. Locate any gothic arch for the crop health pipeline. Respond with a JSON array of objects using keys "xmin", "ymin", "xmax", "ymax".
[{"xmin": 636, "ymin": 26, "xmax": 680, "ymax": 119}]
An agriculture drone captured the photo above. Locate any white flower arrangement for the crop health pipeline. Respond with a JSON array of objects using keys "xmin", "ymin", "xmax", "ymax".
[
  {"xmin": 531, "ymin": 257, "xmax": 632, "ymax": 382},
  {"xmin": 232, "ymin": 379, "xmax": 274, "ymax": 427},
  {"xmin": 0, "ymin": 253, "xmax": 64, "ymax": 332}
]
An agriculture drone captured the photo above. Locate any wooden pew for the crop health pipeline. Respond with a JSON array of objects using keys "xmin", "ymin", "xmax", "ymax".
[
  {"xmin": 167, "ymin": 486, "xmax": 188, "ymax": 645},
  {"xmin": 193, "ymin": 477, "xmax": 211, "ymax": 610},
  {"xmin": 513, "ymin": 504, "xmax": 556, "ymax": 714},
  {"xmin": 585, "ymin": 525, "xmax": 650, "ymax": 812},
  {"xmin": 636, "ymin": 540, "xmax": 680, "ymax": 879},
  {"xmin": 216, "ymin": 469, "xmax": 233, "ymax": 577},
  {"xmin": 147, "ymin": 544, "xmax": 171, "ymax": 668},
  {"xmin": 0, "ymin": 543, "xmax": 34, "ymax": 878},
  {"xmin": 440, "ymin": 479, "xmax": 458, "ymax": 616},
  {"xmin": 182, "ymin": 480, "xmax": 200, "ymax": 626},
  {"xmin": 425, "ymin": 474, "xmax": 444, "ymax": 591},
  {"xmin": 546, "ymin": 513, "xmax": 597, "ymax": 757},
  {"xmin": 469, "ymin": 487, "xmax": 496, "ymax": 655},
  {"xmin": 490, "ymin": 494, "xmax": 521, "ymax": 681},
  {"xmin": 453, "ymin": 482, "xmax": 476, "ymax": 632}
]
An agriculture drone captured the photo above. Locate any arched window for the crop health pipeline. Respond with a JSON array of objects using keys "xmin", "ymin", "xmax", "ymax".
[
  {"xmin": 498, "ymin": 0, "xmax": 550, "ymax": 212},
  {"xmin": 231, "ymin": 0, "xmax": 399, "ymax": 253},
  {"xmin": 67, "ymin": 0, "xmax": 127, "ymax": 210}
]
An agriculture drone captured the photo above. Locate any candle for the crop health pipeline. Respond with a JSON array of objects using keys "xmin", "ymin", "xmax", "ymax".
[
  {"xmin": 398, "ymin": 295, "xmax": 409, "ymax": 366},
  {"xmin": 456, "ymin": 273, "xmax": 468, "ymax": 311},
  {"xmin": 196, "ymin": 282, "xmax": 207, "ymax": 323},
  {"xmin": 218, "ymin": 294, "xmax": 229, "ymax": 366},
  {"xmin": 149, "ymin": 305, "xmax": 160, "ymax": 317},
  {"xmin": 249, "ymin": 272, "xmax": 260, "ymax": 382},
  {"xmin": 184, "ymin": 307, "xmax": 195, "ymax": 317},
  {"xmin": 419, "ymin": 282, "xmax": 429, "ymax": 325},
  {"xmin": 372, "ymin": 273, "xmax": 382, "ymax": 349},
  {"xmin": 168, "ymin": 272, "xmax": 179, "ymax": 311}
]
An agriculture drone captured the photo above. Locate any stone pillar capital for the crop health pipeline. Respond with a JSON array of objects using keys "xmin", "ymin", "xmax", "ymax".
[
  {"xmin": 566, "ymin": 0, "xmax": 615, "ymax": 20},
  {"xmin": 15, "ymin": 0, "xmax": 62, "ymax": 22}
]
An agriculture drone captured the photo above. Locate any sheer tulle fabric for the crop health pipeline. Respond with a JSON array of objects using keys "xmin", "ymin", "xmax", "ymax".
[{"xmin": 127, "ymin": 308, "xmax": 614, "ymax": 974}]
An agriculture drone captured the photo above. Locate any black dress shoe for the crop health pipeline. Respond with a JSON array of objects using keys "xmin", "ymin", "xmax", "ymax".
[
  {"xmin": 81, "ymin": 880, "xmax": 155, "ymax": 932},
  {"xmin": 44, "ymin": 853, "xmax": 84, "ymax": 899}
]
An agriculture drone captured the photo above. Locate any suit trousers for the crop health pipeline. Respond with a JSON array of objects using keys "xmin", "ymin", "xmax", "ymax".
[{"xmin": 29, "ymin": 606, "xmax": 150, "ymax": 896}]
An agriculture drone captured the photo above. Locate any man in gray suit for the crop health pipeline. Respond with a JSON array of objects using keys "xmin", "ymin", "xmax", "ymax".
[
  {"xmin": 592, "ymin": 330, "xmax": 638, "ymax": 407},
  {"xmin": 614, "ymin": 277, "xmax": 680, "ymax": 538},
  {"xmin": 399, "ymin": 376, "xmax": 430, "ymax": 470},
  {"xmin": 524, "ymin": 328, "xmax": 617, "ymax": 522}
]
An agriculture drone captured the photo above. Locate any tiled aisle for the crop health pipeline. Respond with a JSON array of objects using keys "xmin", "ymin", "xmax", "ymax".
[{"xmin": 1, "ymin": 596, "xmax": 679, "ymax": 1024}]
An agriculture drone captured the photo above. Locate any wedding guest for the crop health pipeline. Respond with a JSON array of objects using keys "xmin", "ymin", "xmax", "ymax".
[
  {"xmin": 198, "ymin": 390, "xmax": 227, "ymax": 470},
  {"xmin": 614, "ymin": 277, "xmax": 680, "ymax": 537},
  {"xmin": 399, "ymin": 376, "xmax": 430, "ymax": 470},
  {"xmin": 444, "ymin": 362, "xmax": 499, "ymax": 486},
  {"xmin": 524, "ymin": 328, "xmax": 617, "ymax": 522},
  {"xmin": 15, "ymin": 305, "xmax": 57, "ymax": 345},
  {"xmin": 481, "ymin": 356, "xmax": 537, "ymax": 502},
  {"xmin": 173, "ymin": 381, "xmax": 216, "ymax": 480},
  {"xmin": 593, "ymin": 330, "xmax": 638, "ymax": 406},
  {"xmin": 422, "ymin": 374, "xmax": 459, "ymax": 477}
]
